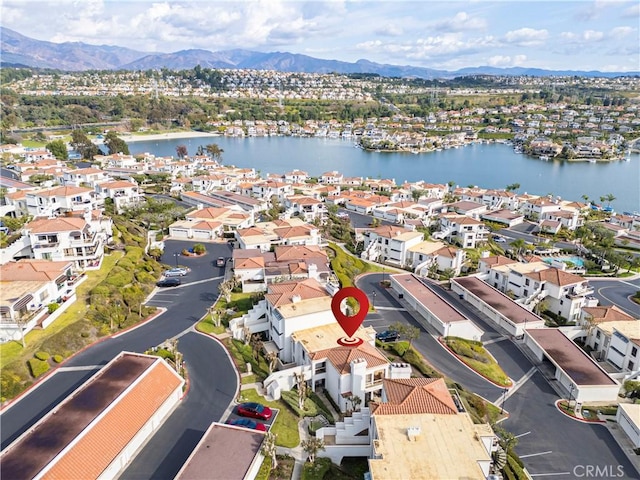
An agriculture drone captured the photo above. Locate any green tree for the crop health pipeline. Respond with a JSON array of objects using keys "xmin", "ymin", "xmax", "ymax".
[
  {"xmin": 205, "ymin": 143, "xmax": 224, "ymax": 161},
  {"xmin": 176, "ymin": 144, "xmax": 188, "ymax": 159},
  {"xmin": 104, "ymin": 131, "xmax": 130, "ymax": 155},
  {"xmin": 301, "ymin": 437, "xmax": 325, "ymax": 464},
  {"xmin": 45, "ymin": 139, "xmax": 68, "ymax": 160},
  {"xmin": 505, "ymin": 183, "xmax": 520, "ymax": 192},
  {"xmin": 261, "ymin": 432, "xmax": 278, "ymax": 471},
  {"xmin": 70, "ymin": 129, "xmax": 100, "ymax": 159}
]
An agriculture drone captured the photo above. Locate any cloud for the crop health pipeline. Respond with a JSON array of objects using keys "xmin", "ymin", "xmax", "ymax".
[
  {"xmin": 487, "ymin": 54, "xmax": 527, "ymax": 67},
  {"xmin": 504, "ymin": 27, "xmax": 548, "ymax": 47},
  {"xmin": 622, "ymin": 3, "xmax": 640, "ymax": 17},
  {"xmin": 432, "ymin": 11, "xmax": 486, "ymax": 32},
  {"xmin": 374, "ymin": 24, "xmax": 404, "ymax": 37},
  {"xmin": 609, "ymin": 26, "xmax": 634, "ymax": 39}
]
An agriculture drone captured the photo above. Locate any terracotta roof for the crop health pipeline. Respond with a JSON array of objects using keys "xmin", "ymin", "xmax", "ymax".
[
  {"xmin": 273, "ymin": 225, "xmax": 314, "ymax": 239},
  {"xmin": 311, "ymin": 342, "xmax": 388, "ymax": 374},
  {"xmin": 31, "ymin": 186, "xmax": 92, "ymax": 197},
  {"xmin": 369, "ymin": 378, "xmax": 457, "ymax": 415},
  {"xmin": 0, "ymin": 353, "xmax": 183, "ymax": 480},
  {"xmin": 236, "ymin": 256, "xmax": 265, "ymax": 269},
  {"xmin": 0, "ymin": 259, "xmax": 71, "ymax": 282},
  {"xmin": 26, "ymin": 217, "xmax": 87, "ymax": 233},
  {"xmin": 524, "ymin": 267, "xmax": 585, "ymax": 286},
  {"xmin": 265, "ymin": 278, "xmax": 328, "ymax": 307},
  {"xmin": 274, "ymin": 245, "xmax": 327, "ymax": 262},
  {"xmin": 101, "ymin": 180, "xmax": 137, "ymax": 189},
  {"xmin": 583, "ymin": 305, "xmax": 636, "ymax": 323}
]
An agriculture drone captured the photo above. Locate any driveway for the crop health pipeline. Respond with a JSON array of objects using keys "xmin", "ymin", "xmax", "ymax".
[{"xmin": 0, "ymin": 240, "xmax": 239, "ymax": 479}]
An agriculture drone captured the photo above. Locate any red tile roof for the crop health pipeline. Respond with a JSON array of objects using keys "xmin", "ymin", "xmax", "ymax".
[
  {"xmin": 370, "ymin": 378, "xmax": 458, "ymax": 415},
  {"xmin": 583, "ymin": 305, "xmax": 636, "ymax": 322},
  {"xmin": 311, "ymin": 342, "xmax": 388, "ymax": 374},
  {"xmin": 265, "ymin": 278, "xmax": 328, "ymax": 307}
]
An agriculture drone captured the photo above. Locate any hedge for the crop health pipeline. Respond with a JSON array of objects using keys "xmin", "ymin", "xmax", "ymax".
[
  {"xmin": 34, "ymin": 351, "xmax": 50, "ymax": 361},
  {"xmin": 52, "ymin": 354, "xmax": 64, "ymax": 363},
  {"xmin": 28, "ymin": 358, "xmax": 50, "ymax": 378}
]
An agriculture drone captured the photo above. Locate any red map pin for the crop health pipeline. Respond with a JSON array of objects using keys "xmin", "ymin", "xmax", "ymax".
[{"xmin": 331, "ymin": 286, "xmax": 369, "ymax": 347}]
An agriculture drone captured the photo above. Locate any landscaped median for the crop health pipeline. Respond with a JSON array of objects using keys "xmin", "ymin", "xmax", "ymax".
[
  {"xmin": 556, "ymin": 400, "xmax": 608, "ymax": 423},
  {"xmin": 441, "ymin": 336, "xmax": 512, "ymax": 388},
  {"xmin": 326, "ymin": 242, "xmax": 387, "ymax": 288}
]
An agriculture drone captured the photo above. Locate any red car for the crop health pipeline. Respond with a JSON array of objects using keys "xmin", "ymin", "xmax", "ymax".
[
  {"xmin": 237, "ymin": 402, "xmax": 273, "ymax": 421},
  {"xmin": 226, "ymin": 418, "xmax": 267, "ymax": 431}
]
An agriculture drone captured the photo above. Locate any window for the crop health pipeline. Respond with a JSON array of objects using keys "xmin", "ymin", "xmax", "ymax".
[
  {"xmin": 596, "ymin": 330, "xmax": 601, "ymax": 339},
  {"xmin": 632, "ymin": 347, "xmax": 638, "ymax": 358},
  {"xmin": 495, "ymin": 273, "xmax": 499, "ymax": 279},
  {"xmin": 523, "ymin": 289, "xmax": 529, "ymax": 297},
  {"xmin": 525, "ymin": 279, "xmax": 530, "ymax": 286},
  {"xmin": 315, "ymin": 361, "xmax": 326, "ymax": 374},
  {"xmin": 628, "ymin": 361, "xmax": 635, "ymax": 371}
]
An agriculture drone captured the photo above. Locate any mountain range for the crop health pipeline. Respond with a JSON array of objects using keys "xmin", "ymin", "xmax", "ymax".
[{"xmin": 1, "ymin": 27, "xmax": 637, "ymax": 79}]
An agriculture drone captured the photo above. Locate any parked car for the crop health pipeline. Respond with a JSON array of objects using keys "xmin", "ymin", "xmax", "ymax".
[
  {"xmin": 164, "ymin": 267, "xmax": 188, "ymax": 277},
  {"xmin": 156, "ymin": 278, "xmax": 181, "ymax": 287},
  {"xmin": 226, "ymin": 418, "xmax": 267, "ymax": 431},
  {"xmin": 237, "ymin": 402, "xmax": 273, "ymax": 420},
  {"xmin": 376, "ymin": 330, "xmax": 400, "ymax": 343},
  {"xmin": 216, "ymin": 257, "xmax": 226, "ymax": 268},
  {"xmin": 492, "ymin": 235, "xmax": 507, "ymax": 243}
]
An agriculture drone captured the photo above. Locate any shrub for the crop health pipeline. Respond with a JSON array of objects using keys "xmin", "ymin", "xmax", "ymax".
[
  {"xmin": 34, "ymin": 351, "xmax": 50, "ymax": 361},
  {"xmin": 393, "ymin": 341, "xmax": 410, "ymax": 357},
  {"xmin": 52, "ymin": 354, "xmax": 64, "ymax": 363},
  {"xmin": 47, "ymin": 302, "xmax": 60, "ymax": 314},
  {"xmin": 27, "ymin": 358, "xmax": 50, "ymax": 378},
  {"xmin": 193, "ymin": 243, "xmax": 206, "ymax": 255}
]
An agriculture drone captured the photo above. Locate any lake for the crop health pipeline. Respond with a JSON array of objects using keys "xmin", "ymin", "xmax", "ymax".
[{"xmin": 127, "ymin": 136, "xmax": 640, "ymax": 214}]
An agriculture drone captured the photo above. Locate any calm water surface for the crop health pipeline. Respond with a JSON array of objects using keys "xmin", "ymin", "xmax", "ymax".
[{"xmin": 128, "ymin": 136, "xmax": 640, "ymax": 213}]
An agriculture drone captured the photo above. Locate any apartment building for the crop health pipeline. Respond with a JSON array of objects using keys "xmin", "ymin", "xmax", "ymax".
[
  {"xmin": 360, "ymin": 226, "xmax": 423, "ymax": 267},
  {"xmin": 434, "ymin": 214, "xmax": 489, "ymax": 248}
]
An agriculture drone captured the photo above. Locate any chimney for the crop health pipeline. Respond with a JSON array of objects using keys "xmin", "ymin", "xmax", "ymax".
[
  {"xmin": 407, "ymin": 426, "xmax": 421, "ymax": 441},
  {"xmin": 291, "ymin": 294, "xmax": 302, "ymax": 303}
]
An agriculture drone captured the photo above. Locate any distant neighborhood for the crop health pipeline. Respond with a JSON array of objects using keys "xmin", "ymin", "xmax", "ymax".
[{"xmin": 1, "ymin": 122, "xmax": 639, "ymax": 479}]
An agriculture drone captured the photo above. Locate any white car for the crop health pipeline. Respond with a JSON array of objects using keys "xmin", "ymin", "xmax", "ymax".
[
  {"xmin": 164, "ymin": 267, "xmax": 188, "ymax": 277},
  {"xmin": 492, "ymin": 236, "xmax": 507, "ymax": 243}
]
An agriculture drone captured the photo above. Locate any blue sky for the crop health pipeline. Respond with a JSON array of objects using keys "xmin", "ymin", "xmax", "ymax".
[{"xmin": 2, "ymin": 0, "xmax": 639, "ymax": 71}]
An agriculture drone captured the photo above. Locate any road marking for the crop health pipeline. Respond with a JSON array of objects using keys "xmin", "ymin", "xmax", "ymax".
[
  {"xmin": 483, "ymin": 337, "xmax": 508, "ymax": 345},
  {"xmin": 529, "ymin": 473, "xmax": 571, "ymax": 477},
  {"xmin": 514, "ymin": 431, "xmax": 531, "ymax": 438},
  {"xmin": 596, "ymin": 286, "xmax": 638, "ymax": 317},
  {"xmin": 519, "ymin": 451, "xmax": 553, "ymax": 459},
  {"xmin": 374, "ymin": 306, "xmax": 407, "ymax": 311},
  {"xmin": 57, "ymin": 365, "xmax": 102, "ymax": 372},
  {"xmin": 499, "ymin": 367, "xmax": 537, "ymax": 402}
]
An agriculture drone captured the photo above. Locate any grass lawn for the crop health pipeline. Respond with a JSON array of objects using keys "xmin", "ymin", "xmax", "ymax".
[
  {"xmin": 239, "ymin": 388, "xmax": 300, "ymax": 448},
  {"xmin": 280, "ymin": 390, "xmax": 335, "ymax": 423},
  {"xmin": 224, "ymin": 338, "xmax": 270, "ymax": 379},
  {"xmin": 195, "ymin": 315, "xmax": 226, "ymax": 335},
  {"xmin": 326, "ymin": 242, "xmax": 395, "ymax": 288},
  {"xmin": 214, "ymin": 291, "xmax": 258, "ymax": 325},
  {"xmin": 0, "ymin": 252, "xmax": 123, "ymax": 370},
  {"xmin": 302, "ymin": 458, "xmax": 332, "ymax": 480},
  {"xmin": 443, "ymin": 336, "xmax": 512, "ymax": 387}
]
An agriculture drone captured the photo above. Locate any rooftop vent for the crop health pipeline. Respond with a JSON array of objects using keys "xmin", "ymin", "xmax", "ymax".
[
  {"xmin": 291, "ymin": 294, "xmax": 302, "ymax": 303},
  {"xmin": 407, "ymin": 426, "xmax": 421, "ymax": 441}
]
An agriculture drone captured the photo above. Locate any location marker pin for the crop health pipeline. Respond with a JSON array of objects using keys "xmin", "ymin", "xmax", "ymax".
[{"xmin": 331, "ymin": 286, "xmax": 369, "ymax": 347}]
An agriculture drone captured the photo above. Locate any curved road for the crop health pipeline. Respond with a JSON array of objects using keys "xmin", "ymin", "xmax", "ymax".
[{"xmin": 0, "ymin": 240, "xmax": 238, "ymax": 479}]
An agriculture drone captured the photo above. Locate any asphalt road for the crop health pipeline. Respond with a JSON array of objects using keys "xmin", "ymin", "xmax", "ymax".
[
  {"xmin": 0, "ymin": 240, "xmax": 238, "ymax": 478},
  {"xmin": 588, "ymin": 278, "xmax": 640, "ymax": 317},
  {"xmin": 356, "ymin": 272, "xmax": 639, "ymax": 479},
  {"xmin": 337, "ymin": 208, "xmax": 393, "ymax": 229},
  {"xmin": 499, "ymin": 226, "xmax": 577, "ymax": 251}
]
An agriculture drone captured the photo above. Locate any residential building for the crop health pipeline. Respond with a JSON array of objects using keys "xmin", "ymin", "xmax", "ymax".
[
  {"xmin": 434, "ymin": 214, "xmax": 489, "ymax": 248},
  {"xmin": 230, "ymin": 278, "xmax": 334, "ymax": 363},
  {"xmin": 0, "ymin": 259, "xmax": 76, "ymax": 342},
  {"xmin": 62, "ymin": 167, "xmax": 109, "ymax": 187},
  {"xmin": 360, "ymin": 226, "xmax": 423, "ymax": 267},
  {"xmin": 406, "ymin": 240, "xmax": 466, "ymax": 276},
  {"xmin": 616, "ymin": 404, "xmax": 640, "ymax": 449},
  {"xmin": 96, "ymin": 180, "xmax": 143, "ymax": 214},
  {"xmin": 25, "ymin": 185, "xmax": 102, "ymax": 218},
  {"xmin": 367, "ymin": 378, "xmax": 497, "ymax": 480},
  {"xmin": 235, "ymin": 219, "xmax": 320, "ymax": 251},
  {"xmin": 23, "ymin": 215, "xmax": 109, "ymax": 269},
  {"xmin": 283, "ymin": 195, "xmax": 326, "ymax": 223}
]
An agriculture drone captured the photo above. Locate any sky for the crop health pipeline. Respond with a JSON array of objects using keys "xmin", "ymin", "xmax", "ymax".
[{"xmin": 1, "ymin": 0, "xmax": 639, "ymax": 72}]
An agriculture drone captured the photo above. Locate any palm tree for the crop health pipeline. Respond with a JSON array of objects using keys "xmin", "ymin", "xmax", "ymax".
[
  {"xmin": 581, "ymin": 194, "xmax": 590, "ymax": 205},
  {"xmin": 604, "ymin": 193, "xmax": 616, "ymax": 208},
  {"xmin": 205, "ymin": 143, "xmax": 224, "ymax": 161},
  {"xmin": 511, "ymin": 238, "xmax": 526, "ymax": 257}
]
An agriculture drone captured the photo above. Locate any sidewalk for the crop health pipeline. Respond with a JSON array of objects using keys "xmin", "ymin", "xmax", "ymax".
[{"xmin": 601, "ymin": 415, "xmax": 640, "ymax": 476}]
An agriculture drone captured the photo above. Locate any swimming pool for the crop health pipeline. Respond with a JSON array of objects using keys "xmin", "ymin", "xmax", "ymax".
[{"xmin": 543, "ymin": 256, "xmax": 585, "ymax": 268}]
